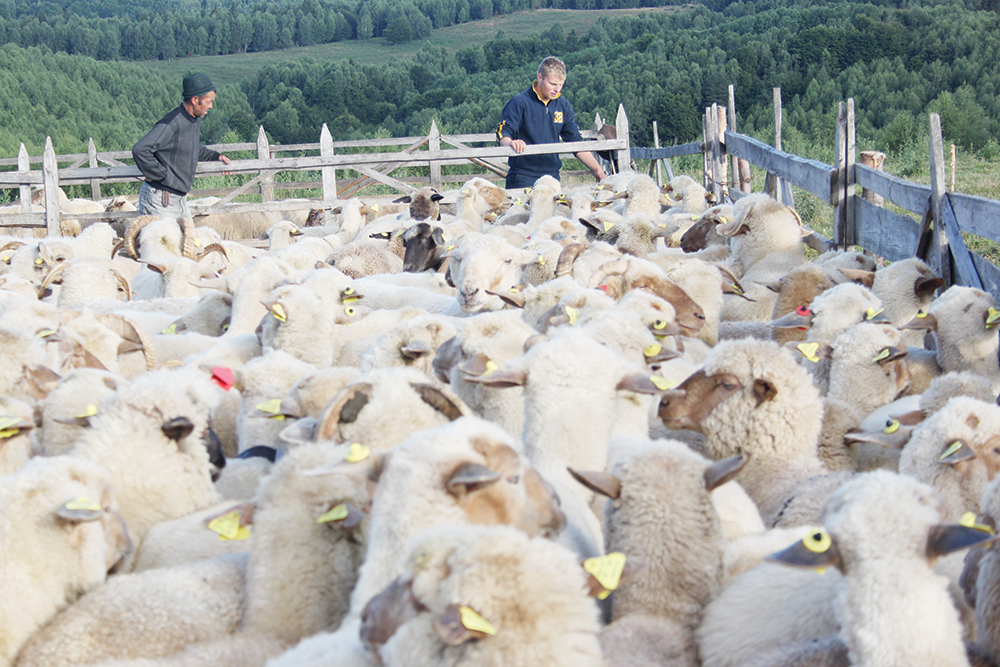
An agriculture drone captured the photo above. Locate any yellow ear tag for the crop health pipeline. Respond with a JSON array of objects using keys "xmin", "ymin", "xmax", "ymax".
[
  {"xmin": 690, "ymin": 215, "xmax": 699, "ymax": 221},
  {"xmin": 658, "ymin": 223, "xmax": 667, "ymax": 228},
  {"xmin": 343, "ymin": 287, "xmax": 355, "ymax": 295},
  {"xmin": 872, "ymin": 348, "xmax": 891, "ymax": 362},
  {"xmin": 730, "ymin": 282, "xmax": 744, "ymax": 295},
  {"xmin": 802, "ymin": 530, "xmax": 832, "ymax": 553},
  {"xmin": 461, "ymin": 189, "xmax": 470, "ymax": 196},
  {"xmin": 194, "ymin": 238, "xmax": 202, "ymax": 247},
  {"xmin": 865, "ymin": 307, "xmax": 884, "ymax": 320},
  {"xmin": 603, "ymin": 221, "xmax": 615, "ymax": 232},
  {"xmin": 207, "ymin": 511, "xmax": 244, "ymax": 540},
  {"xmin": 256, "ymin": 399, "xmax": 283, "ymax": 420},
  {"xmin": 797, "ymin": 343, "xmax": 821, "ymax": 363},
  {"xmin": 65, "ymin": 497, "xmax": 102, "ymax": 512},
  {"xmin": 584, "ymin": 552, "xmax": 627, "ymax": 600},
  {"xmin": 883, "ymin": 419, "xmax": 900, "ymax": 434},
  {"xmin": 34, "ymin": 258, "xmax": 43, "ymax": 265},
  {"xmin": 565, "ymin": 305, "xmax": 579, "ymax": 325},
  {"xmin": 447, "ymin": 245, "xmax": 456, "ymax": 251},
  {"xmin": 509, "ymin": 286, "xmax": 521, "ymax": 293},
  {"xmin": 161, "ymin": 323, "xmax": 177, "ymax": 335},
  {"xmin": 524, "ymin": 187, "xmax": 533, "ymax": 195},
  {"xmin": 345, "ymin": 442, "xmax": 370, "ymax": 463},
  {"xmin": 343, "ymin": 296, "xmax": 360, "ymax": 304},
  {"xmin": 483, "ymin": 360, "xmax": 499, "ymax": 376},
  {"xmin": 459, "ymin": 606, "xmax": 497, "ymax": 636},
  {"xmin": 36, "ymin": 329, "xmax": 56, "ymax": 338},
  {"xmin": 0, "ymin": 416, "xmax": 21, "ymax": 430},
  {"xmin": 719, "ymin": 216, "xmax": 728, "ymax": 223},
  {"xmin": 270, "ymin": 304, "xmax": 287, "ymax": 322},
  {"xmin": 513, "ymin": 198, "xmax": 523, "ymax": 207},
  {"xmin": 537, "ymin": 256, "xmax": 546, "ymax": 266},
  {"xmin": 653, "ymin": 319, "xmax": 668, "ymax": 331},
  {"xmin": 644, "ymin": 343, "xmax": 662, "ymax": 357},
  {"xmin": 988, "ymin": 307, "xmax": 1000, "ymax": 327},
  {"xmin": 916, "ymin": 310, "xmax": 927, "ymax": 318},
  {"xmin": 317, "ymin": 503, "xmax": 350, "ymax": 524},
  {"xmin": 76, "ymin": 404, "xmax": 98, "ymax": 419},
  {"xmin": 650, "ymin": 376, "xmax": 677, "ymax": 391},
  {"xmin": 371, "ymin": 204, "xmax": 380, "ymax": 213},
  {"xmin": 345, "ymin": 306, "xmax": 356, "ymax": 317},
  {"xmin": 940, "ymin": 441, "xmax": 964, "ymax": 460},
  {"xmin": 960, "ymin": 511, "xmax": 996, "ymax": 534}
]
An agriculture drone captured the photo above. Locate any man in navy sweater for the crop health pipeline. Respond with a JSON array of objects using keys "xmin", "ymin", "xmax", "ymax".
[
  {"xmin": 496, "ymin": 56, "xmax": 606, "ymax": 190},
  {"xmin": 132, "ymin": 72, "xmax": 231, "ymax": 217}
]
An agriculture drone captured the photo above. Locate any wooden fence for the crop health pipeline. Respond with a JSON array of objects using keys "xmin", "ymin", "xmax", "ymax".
[{"xmin": 0, "ymin": 105, "xmax": 631, "ymax": 235}]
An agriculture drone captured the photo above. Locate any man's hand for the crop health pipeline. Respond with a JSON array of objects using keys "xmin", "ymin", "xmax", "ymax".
[
  {"xmin": 219, "ymin": 154, "xmax": 232, "ymax": 176},
  {"xmin": 500, "ymin": 137, "xmax": 527, "ymax": 154}
]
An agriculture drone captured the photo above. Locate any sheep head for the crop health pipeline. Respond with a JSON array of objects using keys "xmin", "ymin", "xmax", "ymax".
[{"xmin": 589, "ymin": 257, "xmax": 705, "ymax": 335}]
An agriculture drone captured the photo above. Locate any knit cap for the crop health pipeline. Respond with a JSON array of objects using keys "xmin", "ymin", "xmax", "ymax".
[{"xmin": 182, "ymin": 72, "xmax": 215, "ymax": 99}]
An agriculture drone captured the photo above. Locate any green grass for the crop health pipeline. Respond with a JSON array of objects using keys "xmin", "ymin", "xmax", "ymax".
[{"xmin": 138, "ymin": 6, "xmax": 688, "ymax": 88}]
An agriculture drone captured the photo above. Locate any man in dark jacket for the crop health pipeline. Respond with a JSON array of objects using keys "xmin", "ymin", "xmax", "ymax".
[
  {"xmin": 132, "ymin": 72, "xmax": 231, "ymax": 216},
  {"xmin": 496, "ymin": 56, "xmax": 606, "ymax": 190}
]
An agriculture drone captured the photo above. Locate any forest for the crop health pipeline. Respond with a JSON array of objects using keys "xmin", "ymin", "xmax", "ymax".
[{"xmin": 0, "ymin": 0, "xmax": 998, "ymax": 189}]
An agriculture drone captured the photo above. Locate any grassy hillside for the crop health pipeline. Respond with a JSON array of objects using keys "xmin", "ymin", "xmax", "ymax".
[{"xmin": 139, "ymin": 6, "xmax": 687, "ymax": 88}]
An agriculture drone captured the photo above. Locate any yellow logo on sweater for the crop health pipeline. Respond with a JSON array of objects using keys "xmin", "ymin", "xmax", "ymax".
[{"xmin": 553, "ymin": 111, "xmax": 563, "ymax": 123}]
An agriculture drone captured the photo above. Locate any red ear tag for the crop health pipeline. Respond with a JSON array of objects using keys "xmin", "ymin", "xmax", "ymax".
[
  {"xmin": 211, "ymin": 367, "xmax": 235, "ymax": 391},
  {"xmin": 599, "ymin": 285, "xmax": 608, "ymax": 293},
  {"xmin": 795, "ymin": 306, "xmax": 811, "ymax": 316}
]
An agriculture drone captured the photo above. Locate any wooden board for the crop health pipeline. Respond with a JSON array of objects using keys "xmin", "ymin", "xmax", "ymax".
[
  {"xmin": 724, "ymin": 132, "xmax": 835, "ymax": 203},
  {"xmin": 854, "ymin": 197, "xmax": 922, "ymax": 263},
  {"xmin": 948, "ymin": 191, "xmax": 1000, "ymax": 244},
  {"xmin": 970, "ymin": 251, "xmax": 1000, "ymax": 303},
  {"xmin": 854, "ymin": 165, "xmax": 931, "ymax": 216}
]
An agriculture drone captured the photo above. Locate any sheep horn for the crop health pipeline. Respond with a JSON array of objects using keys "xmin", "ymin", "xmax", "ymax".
[
  {"xmin": 110, "ymin": 239, "xmax": 125, "ymax": 259},
  {"xmin": 0, "ymin": 241, "xmax": 25, "ymax": 253},
  {"xmin": 587, "ymin": 258, "xmax": 630, "ymax": 291},
  {"xmin": 37, "ymin": 260, "xmax": 71, "ymax": 299},
  {"xmin": 111, "ymin": 268, "xmax": 132, "ymax": 301},
  {"xmin": 178, "ymin": 217, "xmax": 197, "ymax": 259},
  {"xmin": 555, "ymin": 243, "xmax": 587, "ymax": 278},
  {"xmin": 123, "ymin": 215, "xmax": 161, "ymax": 259},
  {"xmin": 198, "ymin": 242, "xmax": 229, "ymax": 261}
]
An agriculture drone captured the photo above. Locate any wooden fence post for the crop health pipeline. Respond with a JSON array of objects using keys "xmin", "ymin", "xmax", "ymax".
[
  {"xmin": 428, "ymin": 121, "xmax": 442, "ymax": 191},
  {"xmin": 717, "ymin": 104, "xmax": 728, "ymax": 201},
  {"xmin": 929, "ymin": 113, "xmax": 952, "ymax": 287},
  {"xmin": 950, "ymin": 144, "xmax": 956, "ymax": 193},
  {"xmin": 87, "ymin": 138, "xmax": 101, "ymax": 201},
  {"xmin": 652, "ymin": 121, "xmax": 663, "ymax": 185},
  {"xmin": 42, "ymin": 137, "xmax": 60, "ymax": 236},
  {"xmin": 320, "ymin": 124, "xmax": 336, "ymax": 204},
  {"xmin": 728, "ymin": 85, "xmax": 751, "ymax": 194},
  {"xmin": 844, "ymin": 98, "xmax": 855, "ymax": 245},
  {"xmin": 859, "ymin": 151, "xmax": 886, "ymax": 206},
  {"xmin": 833, "ymin": 102, "xmax": 848, "ymax": 248},
  {"xmin": 257, "ymin": 126, "xmax": 274, "ymax": 203},
  {"xmin": 615, "ymin": 105, "xmax": 631, "ymax": 172},
  {"xmin": 706, "ymin": 103, "xmax": 723, "ymax": 203},
  {"xmin": 17, "ymin": 144, "xmax": 30, "ymax": 211},
  {"xmin": 702, "ymin": 108, "xmax": 711, "ymax": 190}
]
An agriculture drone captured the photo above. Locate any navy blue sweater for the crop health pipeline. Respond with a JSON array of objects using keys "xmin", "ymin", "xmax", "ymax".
[
  {"xmin": 132, "ymin": 105, "xmax": 221, "ymax": 196},
  {"xmin": 496, "ymin": 83, "xmax": 584, "ymax": 179}
]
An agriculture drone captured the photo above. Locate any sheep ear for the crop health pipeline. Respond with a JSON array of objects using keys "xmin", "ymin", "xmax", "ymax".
[
  {"xmin": 161, "ymin": 417, "xmax": 195, "ymax": 441},
  {"xmin": 462, "ymin": 363, "xmax": 526, "ymax": 388},
  {"xmin": 704, "ymin": 453, "xmax": 750, "ymax": 491},
  {"xmin": 843, "ymin": 427, "xmax": 913, "ymax": 450},
  {"xmin": 583, "ymin": 557, "xmax": 646, "ymax": 597},
  {"xmin": 616, "ymin": 372, "xmax": 677, "ymax": 395},
  {"xmin": 447, "ymin": 463, "xmax": 501, "ymax": 496},
  {"xmin": 55, "ymin": 501, "xmax": 103, "ymax": 524},
  {"xmin": 392, "ymin": 195, "xmax": 413, "ymax": 204},
  {"xmin": 874, "ymin": 346, "xmax": 907, "ymax": 366},
  {"xmin": 434, "ymin": 604, "xmax": 491, "ymax": 645},
  {"xmin": 927, "ymin": 524, "xmax": 998, "ymax": 560},
  {"xmin": 400, "ymin": 340, "xmax": 433, "ymax": 360},
  {"xmin": 318, "ymin": 384, "xmax": 373, "ymax": 442},
  {"xmin": 18, "ymin": 365, "xmax": 62, "ymax": 400},
  {"xmin": 318, "ymin": 502, "xmax": 365, "ymax": 530},
  {"xmin": 838, "ymin": 268, "xmax": 875, "ymax": 287},
  {"xmin": 568, "ymin": 467, "xmax": 621, "ymax": 499},
  {"xmin": 767, "ymin": 532, "xmax": 844, "ymax": 571},
  {"xmin": 718, "ymin": 221, "xmax": 751, "ymax": 237},
  {"xmin": 202, "ymin": 502, "xmax": 256, "ymax": 530},
  {"xmin": 752, "ymin": 379, "xmax": 778, "ymax": 407},
  {"xmin": 940, "ymin": 441, "xmax": 976, "ymax": 465},
  {"xmin": 431, "ymin": 227, "xmax": 445, "ymax": 245},
  {"xmin": 895, "ymin": 409, "xmax": 926, "ymax": 426},
  {"xmin": 192, "ymin": 278, "xmax": 230, "ymax": 293},
  {"xmin": 410, "ymin": 383, "xmax": 466, "ymax": 421},
  {"xmin": 915, "ymin": 275, "xmax": 945, "ymax": 298},
  {"xmin": 523, "ymin": 334, "xmax": 547, "ymax": 352},
  {"xmin": 431, "ymin": 193, "xmax": 445, "ymax": 202},
  {"xmin": 486, "ymin": 288, "xmax": 526, "ymax": 309}
]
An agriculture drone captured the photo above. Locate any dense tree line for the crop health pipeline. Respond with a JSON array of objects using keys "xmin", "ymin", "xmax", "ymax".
[
  {"xmin": 2, "ymin": 0, "xmax": 1000, "ymax": 181},
  {"xmin": 0, "ymin": 0, "xmax": 683, "ymax": 60}
]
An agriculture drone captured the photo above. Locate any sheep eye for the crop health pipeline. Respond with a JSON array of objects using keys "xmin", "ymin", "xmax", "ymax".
[
  {"xmin": 720, "ymin": 381, "xmax": 737, "ymax": 391},
  {"xmin": 505, "ymin": 258, "xmax": 512, "ymax": 264},
  {"xmin": 506, "ymin": 475, "xmax": 519, "ymax": 484},
  {"xmin": 221, "ymin": 322, "xmax": 229, "ymax": 333},
  {"xmin": 653, "ymin": 320, "xmax": 667, "ymax": 330}
]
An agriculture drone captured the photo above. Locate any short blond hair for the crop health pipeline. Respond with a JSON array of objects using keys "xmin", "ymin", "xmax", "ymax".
[{"xmin": 537, "ymin": 56, "xmax": 566, "ymax": 81}]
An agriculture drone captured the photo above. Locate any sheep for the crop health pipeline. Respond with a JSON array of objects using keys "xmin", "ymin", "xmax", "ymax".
[
  {"xmin": 123, "ymin": 216, "xmax": 197, "ymax": 264},
  {"xmin": 215, "ymin": 255, "xmax": 297, "ymax": 337},
  {"xmin": 69, "ymin": 367, "xmax": 226, "ymax": 554},
  {"xmin": 277, "ymin": 367, "xmax": 360, "ymax": 422},
  {"xmin": 393, "ymin": 187, "xmax": 445, "ymax": 222},
  {"xmin": 54, "ymin": 311, "xmax": 155, "ymax": 379},
  {"xmin": 448, "ymin": 234, "xmax": 540, "ymax": 314},
  {"xmin": 962, "ymin": 475, "xmax": 1000, "ymax": 663},
  {"xmin": 362, "ymin": 525, "xmax": 603, "ymax": 667},
  {"xmin": 347, "ymin": 275, "xmax": 454, "ymax": 313},
  {"xmin": 326, "ymin": 239, "xmax": 404, "ymax": 278},
  {"xmin": 678, "ymin": 204, "xmax": 733, "ymax": 254},
  {"xmin": 15, "ymin": 553, "xmax": 248, "ymax": 667},
  {"xmin": 571, "ymin": 439, "xmax": 747, "ymax": 629},
  {"xmin": 901, "ymin": 285, "xmax": 1000, "ymax": 391},
  {"xmin": 0, "ymin": 325, "xmax": 49, "ymax": 395},
  {"xmin": 762, "ymin": 471, "xmax": 991, "ymax": 667},
  {"xmin": 0, "ymin": 396, "xmax": 35, "ymax": 476},
  {"xmin": 871, "ymin": 258, "xmax": 943, "ymax": 346},
  {"xmin": 657, "ymin": 338, "xmax": 830, "ymax": 526},
  {"xmin": 257, "ymin": 283, "xmax": 340, "ymax": 368},
  {"xmin": 759, "ymin": 264, "xmax": 838, "ymax": 345},
  {"xmin": 359, "ymin": 313, "xmax": 458, "ymax": 377},
  {"xmin": 0, "ymin": 456, "xmax": 132, "ymax": 667},
  {"xmin": 36, "ymin": 259, "xmax": 132, "ymax": 309},
  {"xmin": 166, "ymin": 291, "xmax": 233, "ymax": 337},
  {"xmin": 400, "ymin": 222, "xmax": 448, "ymax": 273},
  {"xmin": 234, "ymin": 350, "xmax": 317, "ymax": 453},
  {"xmin": 38, "ymin": 368, "xmax": 126, "ymax": 456},
  {"xmin": 268, "ymin": 416, "xmax": 565, "ymax": 667},
  {"xmin": 442, "ymin": 177, "xmax": 511, "ymax": 237}
]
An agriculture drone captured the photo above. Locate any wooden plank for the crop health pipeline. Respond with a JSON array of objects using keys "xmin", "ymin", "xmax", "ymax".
[
  {"xmin": 190, "ymin": 200, "xmax": 332, "ymax": 215},
  {"xmin": 854, "ymin": 165, "xmax": 930, "ymax": 215},
  {"xmin": 630, "ymin": 143, "xmax": 702, "ymax": 160},
  {"xmin": 652, "ymin": 120, "xmax": 663, "ymax": 186},
  {"xmin": 320, "ymin": 124, "xmax": 337, "ymax": 204},
  {"xmin": 615, "ymin": 104, "xmax": 631, "ymax": 171},
  {"xmin": 353, "ymin": 165, "xmax": 417, "ymax": 194},
  {"xmin": 0, "ymin": 213, "xmax": 45, "ymax": 227},
  {"xmin": 773, "ymin": 88, "xmax": 784, "ymax": 205},
  {"xmin": 970, "ymin": 251, "xmax": 1000, "ymax": 303},
  {"xmin": 17, "ymin": 144, "xmax": 30, "ymax": 211},
  {"xmin": 929, "ymin": 113, "xmax": 951, "ymax": 286},
  {"xmin": 214, "ymin": 172, "xmax": 272, "ymax": 208},
  {"xmin": 727, "ymin": 85, "xmax": 737, "ymax": 192},
  {"xmin": 801, "ymin": 227, "xmax": 831, "ymax": 254},
  {"xmin": 724, "ymin": 132, "xmax": 835, "ymax": 202},
  {"xmin": 854, "ymin": 196, "xmax": 922, "ymax": 263},
  {"xmin": 337, "ymin": 135, "xmax": 430, "ymax": 197},
  {"xmin": 844, "ymin": 98, "xmax": 855, "ymax": 245},
  {"xmin": 941, "ymin": 193, "xmax": 984, "ymax": 290},
  {"xmin": 947, "ymin": 191, "xmax": 1000, "ymax": 243},
  {"xmin": 257, "ymin": 126, "xmax": 274, "ymax": 203},
  {"xmin": 833, "ymin": 101, "xmax": 847, "ymax": 246},
  {"xmin": 437, "ymin": 136, "xmax": 508, "ymax": 176},
  {"xmin": 428, "ymin": 121, "xmax": 442, "ymax": 191},
  {"xmin": 42, "ymin": 137, "xmax": 60, "ymax": 236},
  {"xmin": 914, "ymin": 200, "xmax": 934, "ymax": 261},
  {"xmin": 87, "ymin": 138, "xmax": 101, "ymax": 201},
  {"xmin": 702, "ymin": 109, "xmax": 710, "ymax": 190}
]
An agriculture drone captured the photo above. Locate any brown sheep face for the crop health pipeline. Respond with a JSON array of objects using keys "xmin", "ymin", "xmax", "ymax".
[{"xmin": 658, "ymin": 370, "xmax": 743, "ymax": 434}]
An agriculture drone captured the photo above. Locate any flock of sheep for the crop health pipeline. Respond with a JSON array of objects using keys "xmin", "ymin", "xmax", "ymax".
[{"xmin": 2, "ymin": 166, "xmax": 1000, "ymax": 667}]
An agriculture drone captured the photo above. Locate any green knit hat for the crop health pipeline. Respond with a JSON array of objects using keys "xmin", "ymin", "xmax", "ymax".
[{"xmin": 182, "ymin": 72, "xmax": 215, "ymax": 99}]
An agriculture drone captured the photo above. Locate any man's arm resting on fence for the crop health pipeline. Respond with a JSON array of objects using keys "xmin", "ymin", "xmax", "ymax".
[
  {"xmin": 499, "ymin": 136, "xmax": 526, "ymax": 154},
  {"xmin": 574, "ymin": 150, "xmax": 607, "ymax": 182}
]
